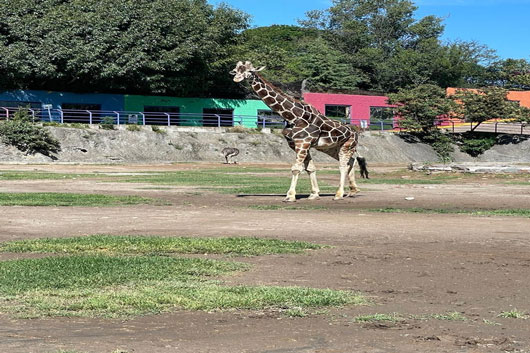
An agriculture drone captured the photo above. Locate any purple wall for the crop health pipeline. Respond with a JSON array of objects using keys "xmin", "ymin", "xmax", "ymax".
[{"xmin": 303, "ymin": 92, "xmax": 395, "ymax": 126}]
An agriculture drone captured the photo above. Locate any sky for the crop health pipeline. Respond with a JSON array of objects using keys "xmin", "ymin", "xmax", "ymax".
[{"xmin": 208, "ymin": 0, "xmax": 530, "ymax": 60}]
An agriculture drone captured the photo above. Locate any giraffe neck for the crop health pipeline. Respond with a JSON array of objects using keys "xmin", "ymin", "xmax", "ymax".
[{"xmin": 251, "ymin": 73, "xmax": 304, "ymax": 123}]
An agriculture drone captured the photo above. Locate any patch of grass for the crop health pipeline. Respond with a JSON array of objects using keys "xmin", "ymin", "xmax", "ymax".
[
  {"xmin": 247, "ymin": 205, "xmax": 327, "ymax": 211},
  {"xmin": 0, "ymin": 192, "xmax": 165, "ymax": 206},
  {"xmin": 126, "ymin": 124, "xmax": 141, "ymax": 132},
  {"xmin": 429, "ymin": 311, "xmax": 467, "ymax": 321},
  {"xmin": 0, "ymin": 235, "xmax": 325, "ymax": 256},
  {"xmin": 117, "ymin": 170, "xmax": 337, "ymax": 195},
  {"xmin": 0, "ymin": 253, "xmax": 362, "ymax": 318},
  {"xmin": 354, "ymin": 313, "xmax": 405, "ymax": 323},
  {"xmin": 369, "ymin": 207, "xmax": 530, "ymax": 218},
  {"xmin": 151, "ymin": 125, "xmax": 166, "ymax": 134},
  {"xmin": 0, "ymin": 255, "xmax": 244, "ymax": 295},
  {"xmin": 0, "ymin": 171, "xmax": 103, "ymax": 180},
  {"xmin": 498, "ymin": 309, "xmax": 528, "ymax": 319}
]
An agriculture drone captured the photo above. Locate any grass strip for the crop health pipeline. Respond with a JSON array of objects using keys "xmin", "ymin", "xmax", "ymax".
[
  {"xmin": 246, "ymin": 205, "xmax": 328, "ymax": 211},
  {"xmin": 0, "ymin": 254, "xmax": 362, "ymax": 318},
  {"xmin": 0, "ymin": 235, "xmax": 324, "ymax": 256},
  {"xmin": 369, "ymin": 207, "xmax": 530, "ymax": 218},
  {"xmin": 0, "ymin": 192, "xmax": 165, "ymax": 206}
]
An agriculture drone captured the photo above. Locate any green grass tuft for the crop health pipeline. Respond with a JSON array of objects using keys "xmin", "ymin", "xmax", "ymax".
[{"xmin": 498, "ymin": 309, "xmax": 528, "ymax": 319}]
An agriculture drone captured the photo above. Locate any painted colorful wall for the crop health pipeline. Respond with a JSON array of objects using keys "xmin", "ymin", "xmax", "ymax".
[
  {"xmin": 447, "ymin": 88, "xmax": 530, "ymax": 108},
  {"xmin": 123, "ymin": 95, "xmax": 269, "ymax": 127},
  {"xmin": 0, "ymin": 90, "xmax": 124, "ymax": 111},
  {"xmin": 303, "ymin": 92, "xmax": 395, "ymax": 125}
]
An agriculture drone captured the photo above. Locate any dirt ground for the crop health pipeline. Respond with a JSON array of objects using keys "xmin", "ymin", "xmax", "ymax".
[{"xmin": 1, "ymin": 162, "xmax": 530, "ymax": 353}]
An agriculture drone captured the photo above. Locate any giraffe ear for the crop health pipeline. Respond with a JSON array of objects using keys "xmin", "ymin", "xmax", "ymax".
[{"xmin": 255, "ymin": 66, "xmax": 266, "ymax": 72}]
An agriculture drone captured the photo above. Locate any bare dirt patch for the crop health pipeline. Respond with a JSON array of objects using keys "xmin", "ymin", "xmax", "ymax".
[{"xmin": 0, "ymin": 163, "xmax": 529, "ymax": 353}]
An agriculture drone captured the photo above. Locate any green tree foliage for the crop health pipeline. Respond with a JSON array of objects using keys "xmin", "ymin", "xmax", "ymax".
[
  {"xmin": 299, "ymin": 0, "xmax": 494, "ymax": 92},
  {"xmin": 451, "ymin": 87, "xmax": 523, "ymax": 130},
  {"xmin": 235, "ymin": 25, "xmax": 364, "ymax": 93},
  {"xmin": 388, "ymin": 84, "xmax": 456, "ymax": 132},
  {"xmin": 0, "ymin": 110, "xmax": 61, "ymax": 156},
  {"xmin": 0, "ymin": 0, "xmax": 248, "ymax": 97},
  {"xmin": 478, "ymin": 59, "xmax": 530, "ymax": 90}
]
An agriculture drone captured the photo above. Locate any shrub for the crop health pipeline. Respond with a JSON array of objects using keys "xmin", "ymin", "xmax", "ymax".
[
  {"xmin": 0, "ymin": 110, "xmax": 61, "ymax": 157},
  {"xmin": 126, "ymin": 124, "xmax": 141, "ymax": 132},
  {"xmin": 100, "ymin": 116, "xmax": 115, "ymax": 130},
  {"xmin": 151, "ymin": 125, "xmax": 166, "ymax": 134},
  {"xmin": 454, "ymin": 132, "xmax": 496, "ymax": 157}
]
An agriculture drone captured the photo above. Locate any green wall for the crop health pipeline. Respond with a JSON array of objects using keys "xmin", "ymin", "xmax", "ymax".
[{"xmin": 124, "ymin": 95, "xmax": 270, "ymax": 127}]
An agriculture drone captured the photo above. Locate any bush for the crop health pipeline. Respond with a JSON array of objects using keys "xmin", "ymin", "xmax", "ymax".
[
  {"xmin": 455, "ymin": 132, "xmax": 496, "ymax": 157},
  {"xmin": 126, "ymin": 124, "xmax": 141, "ymax": 132},
  {"xmin": 151, "ymin": 125, "xmax": 166, "ymax": 134},
  {"xmin": 0, "ymin": 110, "xmax": 61, "ymax": 156},
  {"xmin": 100, "ymin": 116, "xmax": 115, "ymax": 130}
]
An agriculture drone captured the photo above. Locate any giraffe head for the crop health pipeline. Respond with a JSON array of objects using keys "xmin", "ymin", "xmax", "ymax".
[{"xmin": 230, "ymin": 61, "xmax": 265, "ymax": 82}]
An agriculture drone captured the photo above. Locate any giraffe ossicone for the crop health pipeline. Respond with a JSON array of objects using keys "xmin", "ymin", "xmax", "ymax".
[{"xmin": 231, "ymin": 61, "xmax": 361, "ymax": 202}]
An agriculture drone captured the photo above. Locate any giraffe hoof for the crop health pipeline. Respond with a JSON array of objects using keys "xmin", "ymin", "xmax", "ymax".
[
  {"xmin": 283, "ymin": 196, "xmax": 296, "ymax": 202},
  {"xmin": 347, "ymin": 191, "xmax": 360, "ymax": 197},
  {"xmin": 333, "ymin": 196, "xmax": 344, "ymax": 201},
  {"xmin": 308, "ymin": 194, "xmax": 320, "ymax": 200}
]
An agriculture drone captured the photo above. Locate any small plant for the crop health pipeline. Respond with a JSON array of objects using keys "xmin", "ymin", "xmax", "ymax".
[
  {"xmin": 126, "ymin": 124, "xmax": 141, "ymax": 132},
  {"xmin": 151, "ymin": 125, "xmax": 166, "ymax": 134},
  {"xmin": 430, "ymin": 311, "xmax": 467, "ymax": 321},
  {"xmin": 226, "ymin": 125, "xmax": 262, "ymax": 134},
  {"xmin": 99, "ymin": 116, "xmax": 115, "ymax": 130},
  {"xmin": 498, "ymin": 309, "xmax": 528, "ymax": 319},
  {"xmin": 354, "ymin": 313, "xmax": 404, "ymax": 323},
  {"xmin": 0, "ymin": 109, "xmax": 61, "ymax": 157}
]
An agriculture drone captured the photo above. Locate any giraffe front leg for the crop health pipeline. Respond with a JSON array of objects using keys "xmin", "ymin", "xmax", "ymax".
[
  {"xmin": 284, "ymin": 144, "xmax": 308, "ymax": 202},
  {"xmin": 305, "ymin": 154, "xmax": 320, "ymax": 200}
]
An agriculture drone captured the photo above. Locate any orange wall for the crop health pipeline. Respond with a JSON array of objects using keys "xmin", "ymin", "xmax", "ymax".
[{"xmin": 447, "ymin": 87, "xmax": 530, "ymax": 108}]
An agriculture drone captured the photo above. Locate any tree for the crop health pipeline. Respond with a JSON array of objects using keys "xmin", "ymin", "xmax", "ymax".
[
  {"xmin": 388, "ymin": 84, "xmax": 456, "ymax": 132},
  {"xmin": 235, "ymin": 25, "xmax": 365, "ymax": 94},
  {"xmin": 451, "ymin": 87, "xmax": 523, "ymax": 131},
  {"xmin": 0, "ymin": 0, "xmax": 248, "ymax": 97}
]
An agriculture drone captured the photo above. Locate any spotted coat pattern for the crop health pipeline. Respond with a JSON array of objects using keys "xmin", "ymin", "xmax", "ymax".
[{"xmin": 232, "ymin": 61, "xmax": 360, "ymax": 201}]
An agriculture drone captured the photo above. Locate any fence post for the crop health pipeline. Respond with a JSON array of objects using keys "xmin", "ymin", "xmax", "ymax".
[
  {"xmin": 216, "ymin": 114, "xmax": 220, "ymax": 127},
  {"xmin": 380, "ymin": 120, "xmax": 384, "ymax": 131},
  {"xmin": 1, "ymin": 107, "xmax": 8, "ymax": 120},
  {"xmin": 87, "ymin": 110, "xmax": 93, "ymax": 125},
  {"xmin": 28, "ymin": 109, "xmax": 36, "ymax": 122},
  {"xmin": 114, "ymin": 111, "xmax": 120, "ymax": 125},
  {"xmin": 495, "ymin": 122, "xmax": 498, "ymax": 134},
  {"xmin": 139, "ymin": 112, "xmax": 145, "ymax": 125},
  {"xmin": 59, "ymin": 109, "xmax": 64, "ymax": 124},
  {"xmin": 522, "ymin": 123, "xmax": 525, "ymax": 135},
  {"xmin": 165, "ymin": 113, "xmax": 171, "ymax": 126}
]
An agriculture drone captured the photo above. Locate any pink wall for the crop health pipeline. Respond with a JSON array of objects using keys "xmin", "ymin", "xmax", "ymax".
[{"xmin": 303, "ymin": 92, "xmax": 395, "ymax": 125}]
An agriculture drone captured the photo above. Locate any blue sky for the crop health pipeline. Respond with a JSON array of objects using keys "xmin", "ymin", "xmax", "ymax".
[{"xmin": 208, "ymin": 0, "xmax": 530, "ymax": 60}]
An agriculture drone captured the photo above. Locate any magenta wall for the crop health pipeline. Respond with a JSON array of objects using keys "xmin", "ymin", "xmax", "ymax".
[{"xmin": 303, "ymin": 92, "xmax": 395, "ymax": 125}]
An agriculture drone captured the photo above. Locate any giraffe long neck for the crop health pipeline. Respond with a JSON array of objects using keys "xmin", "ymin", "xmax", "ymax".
[{"xmin": 251, "ymin": 73, "xmax": 305, "ymax": 123}]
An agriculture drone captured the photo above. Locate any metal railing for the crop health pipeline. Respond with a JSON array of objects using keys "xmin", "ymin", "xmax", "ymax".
[
  {"xmin": 0, "ymin": 105, "xmax": 402, "ymax": 131},
  {"xmin": 436, "ymin": 119, "xmax": 530, "ymax": 136}
]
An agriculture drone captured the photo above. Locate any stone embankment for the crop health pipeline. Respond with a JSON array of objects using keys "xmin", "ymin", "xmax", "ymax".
[{"xmin": 1, "ymin": 125, "xmax": 530, "ymax": 166}]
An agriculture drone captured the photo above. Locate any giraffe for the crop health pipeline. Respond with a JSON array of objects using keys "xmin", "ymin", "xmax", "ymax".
[{"xmin": 230, "ymin": 61, "xmax": 360, "ymax": 202}]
